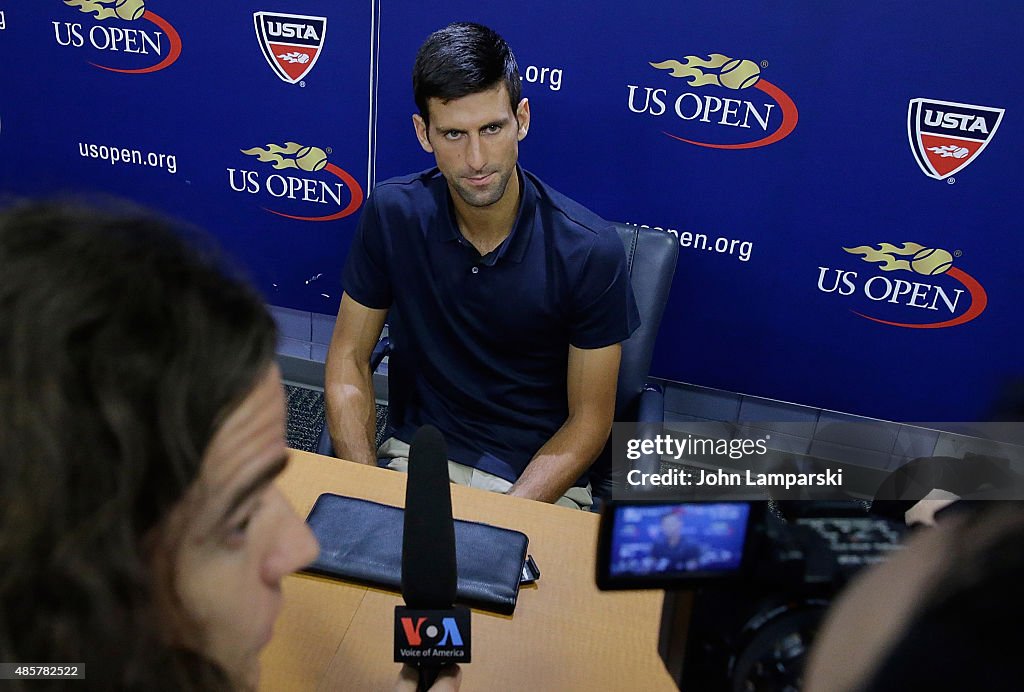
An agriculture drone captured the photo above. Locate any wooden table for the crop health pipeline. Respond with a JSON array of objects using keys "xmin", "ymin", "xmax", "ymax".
[{"xmin": 260, "ymin": 450, "xmax": 678, "ymax": 691}]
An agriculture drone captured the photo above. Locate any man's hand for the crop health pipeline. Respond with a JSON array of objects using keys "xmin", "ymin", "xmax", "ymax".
[
  {"xmin": 905, "ymin": 489, "xmax": 961, "ymax": 526},
  {"xmin": 508, "ymin": 343, "xmax": 620, "ymax": 503},
  {"xmin": 324, "ymin": 293, "xmax": 387, "ymax": 465}
]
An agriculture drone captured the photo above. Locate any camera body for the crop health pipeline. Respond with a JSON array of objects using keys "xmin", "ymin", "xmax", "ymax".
[{"xmin": 596, "ymin": 500, "xmax": 905, "ymax": 691}]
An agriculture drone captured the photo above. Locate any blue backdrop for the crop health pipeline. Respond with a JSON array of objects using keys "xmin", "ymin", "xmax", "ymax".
[{"xmin": 1, "ymin": 1, "xmax": 1019, "ymax": 422}]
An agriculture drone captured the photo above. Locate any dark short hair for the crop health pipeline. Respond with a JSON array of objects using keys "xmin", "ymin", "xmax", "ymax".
[
  {"xmin": 0, "ymin": 200, "xmax": 277, "ymax": 690},
  {"xmin": 412, "ymin": 22, "xmax": 522, "ymax": 128}
]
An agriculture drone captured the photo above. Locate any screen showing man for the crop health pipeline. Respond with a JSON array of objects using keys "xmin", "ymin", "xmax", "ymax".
[{"xmin": 609, "ymin": 503, "xmax": 750, "ymax": 578}]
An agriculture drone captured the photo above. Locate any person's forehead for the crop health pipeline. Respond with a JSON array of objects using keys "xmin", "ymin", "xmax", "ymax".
[
  {"xmin": 427, "ymin": 83, "xmax": 513, "ymax": 127},
  {"xmin": 199, "ymin": 364, "xmax": 287, "ymax": 491}
]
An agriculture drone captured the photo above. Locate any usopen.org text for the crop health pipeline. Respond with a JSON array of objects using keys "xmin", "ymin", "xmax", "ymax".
[
  {"xmin": 625, "ymin": 221, "xmax": 754, "ymax": 262},
  {"xmin": 78, "ymin": 142, "xmax": 178, "ymax": 174}
]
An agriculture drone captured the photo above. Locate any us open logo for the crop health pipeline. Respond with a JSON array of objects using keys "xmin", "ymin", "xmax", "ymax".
[
  {"xmin": 908, "ymin": 98, "xmax": 1004, "ymax": 180},
  {"xmin": 816, "ymin": 242, "xmax": 988, "ymax": 329},
  {"xmin": 226, "ymin": 140, "xmax": 363, "ymax": 222},
  {"xmin": 53, "ymin": 0, "xmax": 182, "ymax": 73},
  {"xmin": 254, "ymin": 11, "xmax": 327, "ymax": 84},
  {"xmin": 626, "ymin": 53, "xmax": 798, "ymax": 149}
]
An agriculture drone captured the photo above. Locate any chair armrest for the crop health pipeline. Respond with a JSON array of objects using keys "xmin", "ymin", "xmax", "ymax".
[
  {"xmin": 316, "ymin": 420, "xmax": 335, "ymax": 457},
  {"xmin": 635, "ymin": 383, "xmax": 664, "ymax": 424},
  {"xmin": 370, "ymin": 336, "xmax": 391, "ymax": 372},
  {"xmin": 632, "ymin": 384, "xmax": 664, "ymax": 476},
  {"xmin": 592, "ymin": 384, "xmax": 666, "ymax": 502}
]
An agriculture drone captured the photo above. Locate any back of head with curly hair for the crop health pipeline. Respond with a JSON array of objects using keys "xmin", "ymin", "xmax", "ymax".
[{"xmin": 0, "ymin": 200, "xmax": 277, "ymax": 690}]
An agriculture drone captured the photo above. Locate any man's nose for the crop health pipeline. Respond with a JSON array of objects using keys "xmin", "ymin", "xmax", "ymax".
[{"xmin": 466, "ymin": 135, "xmax": 485, "ymax": 171}]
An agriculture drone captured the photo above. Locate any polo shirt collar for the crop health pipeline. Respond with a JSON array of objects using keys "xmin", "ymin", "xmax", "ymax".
[{"xmin": 438, "ymin": 165, "xmax": 535, "ymax": 265}]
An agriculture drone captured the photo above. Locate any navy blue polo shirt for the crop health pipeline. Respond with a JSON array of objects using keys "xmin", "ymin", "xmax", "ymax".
[{"xmin": 342, "ymin": 166, "xmax": 639, "ymax": 483}]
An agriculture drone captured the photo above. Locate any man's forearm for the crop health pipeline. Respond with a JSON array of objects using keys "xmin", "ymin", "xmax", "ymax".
[
  {"xmin": 507, "ymin": 414, "xmax": 609, "ymax": 503},
  {"xmin": 324, "ymin": 357, "xmax": 378, "ymax": 465}
]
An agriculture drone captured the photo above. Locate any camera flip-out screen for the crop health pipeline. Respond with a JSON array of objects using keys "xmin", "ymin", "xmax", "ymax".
[{"xmin": 597, "ymin": 502, "xmax": 757, "ymax": 590}]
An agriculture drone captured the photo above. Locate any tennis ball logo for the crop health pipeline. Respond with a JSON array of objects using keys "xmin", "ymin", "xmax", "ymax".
[
  {"xmin": 649, "ymin": 54, "xmax": 762, "ymax": 91},
  {"xmin": 844, "ymin": 242, "xmax": 957, "ymax": 276},
  {"xmin": 63, "ymin": 0, "xmax": 144, "ymax": 21},
  {"xmin": 911, "ymin": 247, "xmax": 954, "ymax": 276},
  {"xmin": 295, "ymin": 146, "xmax": 328, "ymax": 172},
  {"xmin": 115, "ymin": 0, "xmax": 145, "ymax": 21},
  {"xmin": 240, "ymin": 142, "xmax": 330, "ymax": 172},
  {"xmin": 718, "ymin": 59, "xmax": 760, "ymax": 90}
]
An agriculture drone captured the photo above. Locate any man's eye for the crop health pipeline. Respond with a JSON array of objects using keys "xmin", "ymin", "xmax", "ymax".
[
  {"xmin": 483, "ymin": 125, "xmax": 501, "ymax": 134},
  {"xmin": 443, "ymin": 131, "xmax": 463, "ymax": 141}
]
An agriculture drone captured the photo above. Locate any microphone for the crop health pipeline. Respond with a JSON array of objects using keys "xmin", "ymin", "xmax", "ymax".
[{"xmin": 394, "ymin": 425, "xmax": 471, "ymax": 690}]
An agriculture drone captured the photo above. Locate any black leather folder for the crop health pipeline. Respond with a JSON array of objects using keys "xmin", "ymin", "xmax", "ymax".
[{"xmin": 303, "ymin": 493, "xmax": 530, "ymax": 615}]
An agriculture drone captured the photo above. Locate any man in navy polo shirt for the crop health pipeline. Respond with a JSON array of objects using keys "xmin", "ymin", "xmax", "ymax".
[{"xmin": 324, "ymin": 22, "xmax": 638, "ymax": 510}]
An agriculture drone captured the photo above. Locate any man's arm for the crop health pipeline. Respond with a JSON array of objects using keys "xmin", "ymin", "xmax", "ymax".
[
  {"xmin": 508, "ymin": 343, "xmax": 620, "ymax": 503},
  {"xmin": 324, "ymin": 293, "xmax": 388, "ymax": 465}
]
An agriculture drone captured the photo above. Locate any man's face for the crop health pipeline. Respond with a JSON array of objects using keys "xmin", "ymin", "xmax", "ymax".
[
  {"xmin": 413, "ymin": 83, "xmax": 530, "ymax": 209},
  {"xmin": 157, "ymin": 364, "xmax": 319, "ymax": 688},
  {"xmin": 660, "ymin": 513, "xmax": 683, "ymax": 539}
]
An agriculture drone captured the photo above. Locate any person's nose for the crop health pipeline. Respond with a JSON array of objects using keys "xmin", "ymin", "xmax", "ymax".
[
  {"xmin": 465, "ymin": 134, "xmax": 485, "ymax": 172},
  {"xmin": 261, "ymin": 488, "xmax": 320, "ymax": 585}
]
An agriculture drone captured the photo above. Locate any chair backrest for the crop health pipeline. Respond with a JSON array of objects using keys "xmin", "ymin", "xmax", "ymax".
[
  {"xmin": 584, "ymin": 224, "xmax": 679, "ymax": 497},
  {"xmin": 612, "ymin": 223, "xmax": 679, "ymax": 418}
]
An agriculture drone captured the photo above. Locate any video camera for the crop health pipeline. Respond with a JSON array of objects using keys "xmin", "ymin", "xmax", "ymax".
[{"xmin": 596, "ymin": 500, "xmax": 906, "ymax": 691}]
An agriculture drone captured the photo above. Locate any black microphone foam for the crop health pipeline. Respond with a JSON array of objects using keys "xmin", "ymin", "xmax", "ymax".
[
  {"xmin": 394, "ymin": 426, "xmax": 471, "ymax": 683},
  {"xmin": 401, "ymin": 424, "xmax": 457, "ymax": 608}
]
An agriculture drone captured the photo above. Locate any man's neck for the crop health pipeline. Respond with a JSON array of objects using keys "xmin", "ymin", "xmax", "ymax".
[{"xmin": 451, "ymin": 170, "xmax": 521, "ymax": 256}]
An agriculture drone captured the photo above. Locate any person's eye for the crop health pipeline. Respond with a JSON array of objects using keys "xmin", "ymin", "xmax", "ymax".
[
  {"xmin": 225, "ymin": 500, "xmax": 263, "ymax": 546},
  {"xmin": 482, "ymin": 124, "xmax": 501, "ymax": 134},
  {"xmin": 443, "ymin": 130, "xmax": 463, "ymax": 141}
]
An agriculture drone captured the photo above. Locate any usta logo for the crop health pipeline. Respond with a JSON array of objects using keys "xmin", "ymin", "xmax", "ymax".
[
  {"xmin": 908, "ymin": 98, "xmax": 1004, "ymax": 180},
  {"xmin": 254, "ymin": 12, "xmax": 327, "ymax": 84}
]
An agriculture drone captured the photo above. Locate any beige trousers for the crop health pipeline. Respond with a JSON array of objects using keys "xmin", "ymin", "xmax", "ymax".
[{"xmin": 378, "ymin": 437, "xmax": 593, "ymax": 511}]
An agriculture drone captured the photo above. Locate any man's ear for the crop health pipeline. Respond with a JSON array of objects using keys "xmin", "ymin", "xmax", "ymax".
[
  {"xmin": 412, "ymin": 113, "xmax": 434, "ymax": 153},
  {"xmin": 516, "ymin": 98, "xmax": 531, "ymax": 141}
]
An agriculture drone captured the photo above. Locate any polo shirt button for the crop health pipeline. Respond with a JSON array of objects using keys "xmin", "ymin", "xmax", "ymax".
[{"xmin": 471, "ymin": 266, "xmax": 480, "ymax": 274}]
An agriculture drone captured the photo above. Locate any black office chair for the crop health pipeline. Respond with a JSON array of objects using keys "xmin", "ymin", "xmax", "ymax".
[
  {"xmin": 317, "ymin": 222, "xmax": 679, "ymax": 499},
  {"xmin": 589, "ymin": 223, "xmax": 678, "ymax": 499}
]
